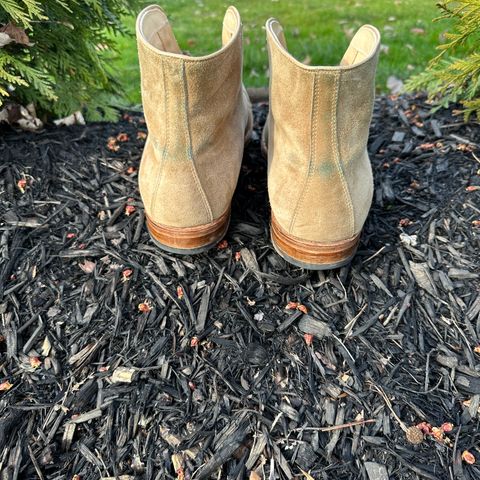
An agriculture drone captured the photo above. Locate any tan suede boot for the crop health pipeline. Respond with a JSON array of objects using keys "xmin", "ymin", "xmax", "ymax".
[
  {"xmin": 263, "ymin": 19, "xmax": 380, "ymax": 269},
  {"xmin": 136, "ymin": 5, "xmax": 252, "ymax": 254}
]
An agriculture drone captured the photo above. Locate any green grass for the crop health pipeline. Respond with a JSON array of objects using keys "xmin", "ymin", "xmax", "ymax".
[{"xmin": 111, "ymin": 0, "xmax": 449, "ymax": 106}]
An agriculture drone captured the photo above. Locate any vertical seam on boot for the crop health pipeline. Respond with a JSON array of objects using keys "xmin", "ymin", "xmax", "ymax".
[
  {"xmin": 332, "ymin": 71, "xmax": 355, "ymax": 236},
  {"xmin": 150, "ymin": 55, "xmax": 169, "ymax": 214},
  {"xmin": 182, "ymin": 62, "xmax": 214, "ymax": 223},
  {"xmin": 289, "ymin": 73, "xmax": 317, "ymax": 233}
]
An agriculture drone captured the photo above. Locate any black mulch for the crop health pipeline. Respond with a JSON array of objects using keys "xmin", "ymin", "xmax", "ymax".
[{"xmin": 1, "ymin": 95, "xmax": 480, "ymax": 480}]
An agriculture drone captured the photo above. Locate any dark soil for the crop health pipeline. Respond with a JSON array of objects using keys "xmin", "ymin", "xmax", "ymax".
[{"xmin": 1, "ymin": 95, "xmax": 480, "ymax": 480}]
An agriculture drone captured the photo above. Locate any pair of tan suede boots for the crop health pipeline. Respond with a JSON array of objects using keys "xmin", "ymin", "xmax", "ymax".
[{"xmin": 136, "ymin": 5, "xmax": 380, "ymax": 270}]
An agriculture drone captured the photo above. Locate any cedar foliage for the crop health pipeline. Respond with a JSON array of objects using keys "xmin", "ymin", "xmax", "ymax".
[
  {"xmin": 406, "ymin": 0, "xmax": 480, "ymax": 120},
  {"xmin": 0, "ymin": 0, "xmax": 139, "ymax": 120}
]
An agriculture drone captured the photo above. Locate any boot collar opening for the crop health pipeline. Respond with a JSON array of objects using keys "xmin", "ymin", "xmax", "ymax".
[
  {"xmin": 266, "ymin": 18, "xmax": 380, "ymax": 72},
  {"xmin": 136, "ymin": 4, "xmax": 242, "ymax": 61}
]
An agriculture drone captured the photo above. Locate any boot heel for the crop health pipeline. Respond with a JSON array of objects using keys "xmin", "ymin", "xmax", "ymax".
[
  {"xmin": 146, "ymin": 209, "xmax": 230, "ymax": 255},
  {"xmin": 271, "ymin": 215, "xmax": 360, "ymax": 270}
]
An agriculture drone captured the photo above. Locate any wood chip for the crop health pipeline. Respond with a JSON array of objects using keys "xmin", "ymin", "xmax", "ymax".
[{"xmin": 110, "ymin": 366, "xmax": 137, "ymax": 383}]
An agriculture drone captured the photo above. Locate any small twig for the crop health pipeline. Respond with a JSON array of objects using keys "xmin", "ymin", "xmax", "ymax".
[
  {"xmin": 363, "ymin": 245, "xmax": 387, "ymax": 264},
  {"xmin": 294, "ymin": 419, "xmax": 376, "ymax": 432},
  {"xmin": 344, "ymin": 304, "xmax": 368, "ymax": 338},
  {"xmin": 369, "ymin": 382, "xmax": 408, "ymax": 432},
  {"xmin": 27, "ymin": 444, "xmax": 45, "ymax": 480},
  {"xmin": 332, "ymin": 333, "xmax": 356, "ymax": 363}
]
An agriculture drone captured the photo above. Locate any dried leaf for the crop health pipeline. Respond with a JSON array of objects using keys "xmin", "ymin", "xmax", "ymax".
[
  {"xmin": 138, "ymin": 302, "xmax": 152, "ymax": 313},
  {"xmin": 54, "ymin": 111, "xmax": 85, "ymax": 126},
  {"xmin": 0, "ymin": 23, "xmax": 30, "ymax": 46},
  {"xmin": 79, "ymin": 260, "xmax": 96, "ymax": 274},
  {"xmin": 462, "ymin": 450, "xmax": 475, "ymax": 464},
  {"xmin": 125, "ymin": 205, "xmax": 136, "ymax": 216},
  {"xmin": 29, "ymin": 356, "xmax": 41, "ymax": 369},
  {"xmin": 441, "ymin": 422, "xmax": 453, "ymax": 432},
  {"xmin": 416, "ymin": 421, "xmax": 433, "ymax": 435},
  {"xmin": 398, "ymin": 218, "xmax": 413, "ymax": 227},
  {"xmin": 0, "ymin": 32, "xmax": 13, "ymax": 47},
  {"xmin": 122, "ymin": 269, "xmax": 133, "ymax": 281},
  {"xmin": 17, "ymin": 178, "xmax": 27, "ymax": 193},
  {"xmin": 304, "ymin": 333, "xmax": 314, "ymax": 346},
  {"xmin": 3, "ymin": 104, "xmax": 43, "ymax": 131},
  {"xmin": 285, "ymin": 301, "xmax": 307, "ymax": 313},
  {"xmin": 0, "ymin": 381, "xmax": 13, "ymax": 391},
  {"xmin": 116, "ymin": 132, "xmax": 129, "ymax": 142},
  {"xmin": 217, "ymin": 239, "xmax": 228, "ymax": 249},
  {"xmin": 107, "ymin": 137, "xmax": 119, "ymax": 152},
  {"xmin": 387, "ymin": 75, "xmax": 404, "ymax": 95},
  {"xmin": 297, "ymin": 304, "xmax": 308, "ymax": 314},
  {"xmin": 431, "ymin": 426, "xmax": 444, "ymax": 442},
  {"xmin": 172, "ymin": 453, "xmax": 184, "ymax": 479},
  {"xmin": 400, "ymin": 234, "xmax": 418, "ymax": 248}
]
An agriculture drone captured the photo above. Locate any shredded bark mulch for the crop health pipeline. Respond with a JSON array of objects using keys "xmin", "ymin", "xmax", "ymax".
[{"xmin": 1, "ymin": 95, "xmax": 480, "ymax": 480}]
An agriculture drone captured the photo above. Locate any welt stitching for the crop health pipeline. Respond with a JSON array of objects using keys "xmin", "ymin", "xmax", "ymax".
[
  {"xmin": 150, "ymin": 56, "xmax": 169, "ymax": 213},
  {"xmin": 332, "ymin": 71, "xmax": 355, "ymax": 236},
  {"xmin": 182, "ymin": 62, "xmax": 213, "ymax": 223},
  {"xmin": 289, "ymin": 73, "xmax": 317, "ymax": 232}
]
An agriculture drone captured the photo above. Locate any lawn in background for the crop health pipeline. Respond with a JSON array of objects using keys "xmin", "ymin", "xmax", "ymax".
[{"xmin": 111, "ymin": 0, "xmax": 447, "ymax": 106}]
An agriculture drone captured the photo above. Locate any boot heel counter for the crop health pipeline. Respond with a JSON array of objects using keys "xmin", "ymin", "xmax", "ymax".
[
  {"xmin": 139, "ymin": 56, "xmax": 213, "ymax": 228},
  {"xmin": 287, "ymin": 149, "xmax": 373, "ymax": 242},
  {"xmin": 140, "ymin": 137, "xmax": 212, "ymax": 228}
]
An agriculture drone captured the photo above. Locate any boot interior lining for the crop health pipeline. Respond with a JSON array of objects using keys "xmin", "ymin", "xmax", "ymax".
[
  {"xmin": 268, "ymin": 19, "xmax": 379, "ymax": 68},
  {"xmin": 222, "ymin": 7, "xmax": 241, "ymax": 46},
  {"xmin": 138, "ymin": 6, "xmax": 182, "ymax": 54},
  {"xmin": 340, "ymin": 26, "xmax": 380, "ymax": 66},
  {"xmin": 269, "ymin": 19, "xmax": 288, "ymax": 50},
  {"xmin": 138, "ymin": 5, "xmax": 241, "ymax": 57}
]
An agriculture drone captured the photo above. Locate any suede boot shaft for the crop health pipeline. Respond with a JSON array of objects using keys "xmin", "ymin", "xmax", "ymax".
[
  {"xmin": 136, "ymin": 5, "xmax": 252, "ymax": 252},
  {"xmin": 265, "ymin": 19, "xmax": 380, "ymax": 268}
]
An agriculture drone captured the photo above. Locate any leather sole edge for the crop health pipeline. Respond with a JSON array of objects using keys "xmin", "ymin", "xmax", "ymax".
[
  {"xmin": 146, "ymin": 209, "xmax": 230, "ymax": 255},
  {"xmin": 270, "ymin": 214, "xmax": 360, "ymax": 270}
]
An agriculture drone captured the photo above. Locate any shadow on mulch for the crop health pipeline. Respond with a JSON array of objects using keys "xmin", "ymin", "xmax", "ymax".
[{"xmin": 0, "ymin": 94, "xmax": 480, "ymax": 480}]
